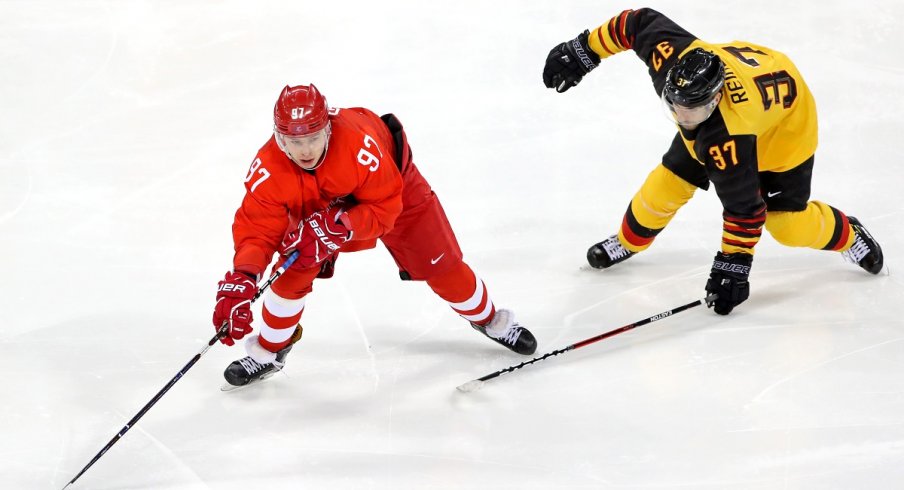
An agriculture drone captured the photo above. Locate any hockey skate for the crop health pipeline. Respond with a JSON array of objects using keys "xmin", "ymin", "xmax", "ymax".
[
  {"xmin": 587, "ymin": 234, "xmax": 635, "ymax": 269},
  {"xmin": 471, "ymin": 309, "xmax": 537, "ymax": 355},
  {"xmin": 841, "ymin": 217, "xmax": 884, "ymax": 274},
  {"xmin": 222, "ymin": 325, "xmax": 303, "ymax": 391}
]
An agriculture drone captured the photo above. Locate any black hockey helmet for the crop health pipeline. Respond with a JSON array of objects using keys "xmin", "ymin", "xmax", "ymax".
[{"xmin": 662, "ymin": 48, "xmax": 725, "ymax": 108}]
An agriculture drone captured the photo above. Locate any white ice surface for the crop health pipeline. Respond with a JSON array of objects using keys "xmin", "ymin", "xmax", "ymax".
[{"xmin": 3, "ymin": 1, "xmax": 904, "ymax": 489}]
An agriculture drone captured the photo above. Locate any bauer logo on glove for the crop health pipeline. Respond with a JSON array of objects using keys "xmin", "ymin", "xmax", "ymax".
[
  {"xmin": 217, "ymin": 282, "xmax": 249, "ymax": 294},
  {"xmin": 279, "ymin": 207, "xmax": 351, "ymax": 270},
  {"xmin": 705, "ymin": 252, "xmax": 752, "ymax": 316},
  {"xmin": 309, "ymin": 215, "xmax": 342, "ymax": 253},
  {"xmin": 711, "ymin": 260, "xmax": 751, "ymax": 275}
]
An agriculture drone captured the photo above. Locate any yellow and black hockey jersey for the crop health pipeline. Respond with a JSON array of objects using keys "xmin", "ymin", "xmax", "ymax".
[{"xmin": 588, "ymin": 8, "xmax": 818, "ymax": 255}]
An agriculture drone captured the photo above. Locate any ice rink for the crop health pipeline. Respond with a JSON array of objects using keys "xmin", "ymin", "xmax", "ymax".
[{"xmin": 4, "ymin": 1, "xmax": 903, "ymax": 489}]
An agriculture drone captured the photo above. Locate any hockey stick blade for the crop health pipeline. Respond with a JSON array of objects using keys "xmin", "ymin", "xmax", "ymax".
[{"xmin": 456, "ymin": 379, "xmax": 486, "ymax": 393}]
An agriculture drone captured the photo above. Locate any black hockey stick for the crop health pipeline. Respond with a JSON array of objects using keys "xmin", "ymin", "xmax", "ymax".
[
  {"xmin": 62, "ymin": 251, "xmax": 299, "ymax": 490},
  {"xmin": 456, "ymin": 294, "xmax": 716, "ymax": 393}
]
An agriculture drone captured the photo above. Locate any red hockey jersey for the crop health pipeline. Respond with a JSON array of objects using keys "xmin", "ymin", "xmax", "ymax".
[{"xmin": 232, "ymin": 107, "xmax": 403, "ymax": 276}]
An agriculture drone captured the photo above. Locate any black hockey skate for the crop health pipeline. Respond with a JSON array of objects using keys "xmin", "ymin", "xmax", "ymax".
[
  {"xmin": 587, "ymin": 234, "xmax": 635, "ymax": 269},
  {"xmin": 222, "ymin": 326, "xmax": 302, "ymax": 391},
  {"xmin": 841, "ymin": 217, "xmax": 884, "ymax": 274},
  {"xmin": 471, "ymin": 309, "xmax": 537, "ymax": 355}
]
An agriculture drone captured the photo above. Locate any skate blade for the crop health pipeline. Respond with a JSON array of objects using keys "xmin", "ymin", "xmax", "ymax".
[
  {"xmin": 220, "ymin": 372, "xmax": 278, "ymax": 392},
  {"xmin": 220, "ymin": 382, "xmax": 245, "ymax": 392}
]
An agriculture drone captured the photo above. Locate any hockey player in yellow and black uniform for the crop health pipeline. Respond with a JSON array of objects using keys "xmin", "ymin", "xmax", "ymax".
[{"xmin": 543, "ymin": 8, "xmax": 884, "ymax": 315}]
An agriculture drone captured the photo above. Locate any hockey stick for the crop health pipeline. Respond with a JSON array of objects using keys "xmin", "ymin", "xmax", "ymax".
[
  {"xmin": 456, "ymin": 294, "xmax": 716, "ymax": 393},
  {"xmin": 61, "ymin": 251, "xmax": 299, "ymax": 490}
]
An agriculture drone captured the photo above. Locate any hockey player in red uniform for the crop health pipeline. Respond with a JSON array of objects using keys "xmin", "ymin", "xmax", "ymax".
[
  {"xmin": 543, "ymin": 8, "xmax": 884, "ymax": 315},
  {"xmin": 213, "ymin": 84, "xmax": 537, "ymax": 388}
]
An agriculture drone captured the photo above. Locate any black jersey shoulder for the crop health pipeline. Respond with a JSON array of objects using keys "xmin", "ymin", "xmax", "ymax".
[{"xmin": 624, "ymin": 9, "xmax": 699, "ymax": 96}]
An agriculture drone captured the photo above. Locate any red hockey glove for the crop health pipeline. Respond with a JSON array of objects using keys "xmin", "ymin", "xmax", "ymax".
[
  {"xmin": 279, "ymin": 207, "xmax": 351, "ymax": 270},
  {"xmin": 213, "ymin": 270, "xmax": 258, "ymax": 345}
]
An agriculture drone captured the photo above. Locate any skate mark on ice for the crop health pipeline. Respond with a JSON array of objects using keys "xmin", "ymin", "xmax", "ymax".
[
  {"xmin": 560, "ymin": 264, "xmax": 708, "ymax": 344},
  {"xmin": 751, "ymin": 338, "xmax": 904, "ymax": 404},
  {"xmin": 106, "ymin": 408, "xmax": 207, "ymax": 486},
  {"xmin": 336, "ymin": 281, "xmax": 379, "ymax": 389}
]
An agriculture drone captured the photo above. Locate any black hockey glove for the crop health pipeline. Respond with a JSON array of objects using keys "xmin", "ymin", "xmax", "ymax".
[
  {"xmin": 705, "ymin": 252, "xmax": 752, "ymax": 315},
  {"xmin": 543, "ymin": 30, "xmax": 600, "ymax": 93}
]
